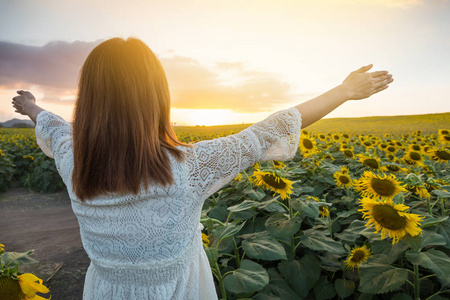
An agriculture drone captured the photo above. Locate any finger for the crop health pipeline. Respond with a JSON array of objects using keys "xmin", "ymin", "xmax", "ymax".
[
  {"xmin": 374, "ymin": 74, "xmax": 392, "ymax": 83},
  {"xmin": 373, "ymin": 84, "xmax": 389, "ymax": 95},
  {"xmin": 17, "ymin": 90, "xmax": 24, "ymax": 94},
  {"xmin": 370, "ymin": 71, "xmax": 389, "ymax": 78},
  {"xmin": 356, "ymin": 64, "xmax": 373, "ymax": 73}
]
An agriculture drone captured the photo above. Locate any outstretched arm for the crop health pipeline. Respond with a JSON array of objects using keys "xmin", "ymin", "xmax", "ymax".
[
  {"xmin": 12, "ymin": 90, "xmax": 45, "ymax": 124},
  {"xmin": 296, "ymin": 64, "xmax": 393, "ymax": 129}
]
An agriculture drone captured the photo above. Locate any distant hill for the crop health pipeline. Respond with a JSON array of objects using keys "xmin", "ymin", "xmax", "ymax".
[
  {"xmin": 0, "ymin": 118, "xmax": 35, "ymax": 128},
  {"xmin": 174, "ymin": 112, "xmax": 450, "ymax": 135}
]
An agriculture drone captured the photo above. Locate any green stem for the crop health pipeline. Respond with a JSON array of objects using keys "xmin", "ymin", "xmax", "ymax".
[
  {"xmin": 419, "ymin": 274, "xmax": 436, "ymax": 281},
  {"xmin": 328, "ymin": 214, "xmax": 333, "ymax": 238},
  {"xmin": 290, "ymin": 235, "xmax": 295, "ymax": 260},
  {"xmin": 426, "ymin": 198, "xmax": 432, "ymax": 216},
  {"xmin": 232, "ymin": 238, "xmax": 241, "ymax": 268},
  {"xmin": 214, "ymin": 261, "xmax": 227, "ymax": 300},
  {"xmin": 200, "ymin": 218, "xmax": 225, "ymax": 226},
  {"xmin": 414, "ymin": 264, "xmax": 420, "ymax": 300},
  {"xmin": 225, "ymin": 211, "xmax": 233, "ymax": 225}
]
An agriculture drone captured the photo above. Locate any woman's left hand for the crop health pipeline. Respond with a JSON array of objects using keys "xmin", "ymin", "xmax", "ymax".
[{"xmin": 12, "ymin": 90, "xmax": 36, "ymax": 115}]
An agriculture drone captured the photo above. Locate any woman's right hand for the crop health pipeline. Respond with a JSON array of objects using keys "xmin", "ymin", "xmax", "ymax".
[{"xmin": 341, "ymin": 64, "xmax": 394, "ymax": 100}]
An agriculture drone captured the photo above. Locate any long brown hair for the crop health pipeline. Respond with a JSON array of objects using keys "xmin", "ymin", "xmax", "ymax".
[{"xmin": 72, "ymin": 37, "xmax": 190, "ymax": 201}]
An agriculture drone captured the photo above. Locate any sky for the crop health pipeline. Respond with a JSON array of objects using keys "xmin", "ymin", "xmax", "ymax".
[{"xmin": 0, "ymin": 0, "xmax": 449, "ymax": 126}]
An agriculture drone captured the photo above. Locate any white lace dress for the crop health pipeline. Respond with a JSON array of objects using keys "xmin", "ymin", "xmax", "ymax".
[{"xmin": 34, "ymin": 107, "xmax": 302, "ymax": 300}]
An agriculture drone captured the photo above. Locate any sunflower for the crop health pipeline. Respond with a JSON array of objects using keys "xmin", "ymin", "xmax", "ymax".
[
  {"xmin": 0, "ymin": 243, "xmax": 4, "ymax": 253},
  {"xmin": 408, "ymin": 144, "xmax": 423, "ymax": 152},
  {"xmin": 355, "ymin": 171, "xmax": 407, "ymax": 200},
  {"xmin": 356, "ymin": 154, "xmax": 387, "ymax": 171},
  {"xmin": 439, "ymin": 134, "xmax": 450, "ymax": 144},
  {"xmin": 378, "ymin": 143, "xmax": 388, "ymax": 151},
  {"xmin": 202, "ymin": 233, "xmax": 210, "ymax": 247},
  {"xmin": 430, "ymin": 147, "xmax": 450, "ymax": 163},
  {"xmin": 319, "ymin": 205, "xmax": 330, "ymax": 218},
  {"xmin": 405, "ymin": 184, "xmax": 431, "ymax": 199},
  {"xmin": 252, "ymin": 170, "xmax": 293, "ymax": 200},
  {"xmin": 341, "ymin": 147, "xmax": 355, "ymax": 159},
  {"xmin": 342, "ymin": 133, "xmax": 350, "ymax": 140},
  {"xmin": 299, "ymin": 136, "xmax": 319, "ymax": 157},
  {"xmin": 402, "ymin": 150, "xmax": 425, "ymax": 166},
  {"xmin": 333, "ymin": 171, "xmax": 354, "ymax": 189},
  {"xmin": 344, "ymin": 245, "xmax": 373, "ymax": 270},
  {"xmin": 17, "ymin": 273, "xmax": 50, "ymax": 300},
  {"xmin": 340, "ymin": 166, "xmax": 350, "ymax": 175},
  {"xmin": 305, "ymin": 195, "xmax": 320, "ymax": 202},
  {"xmin": 439, "ymin": 129, "xmax": 450, "ymax": 136},
  {"xmin": 385, "ymin": 145, "xmax": 397, "ymax": 154},
  {"xmin": 317, "ymin": 133, "xmax": 327, "ymax": 141},
  {"xmin": 385, "ymin": 164, "xmax": 408, "ymax": 173},
  {"xmin": 273, "ymin": 160, "xmax": 286, "ymax": 169},
  {"xmin": 358, "ymin": 198, "xmax": 424, "ymax": 244},
  {"xmin": 234, "ymin": 173, "xmax": 242, "ymax": 181}
]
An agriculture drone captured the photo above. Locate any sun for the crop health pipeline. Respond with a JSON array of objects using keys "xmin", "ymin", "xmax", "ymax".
[{"xmin": 358, "ymin": 198, "xmax": 424, "ymax": 244}]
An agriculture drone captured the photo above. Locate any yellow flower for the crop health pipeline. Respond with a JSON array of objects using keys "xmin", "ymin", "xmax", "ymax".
[
  {"xmin": 252, "ymin": 170, "xmax": 293, "ymax": 200},
  {"xmin": 340, "ymin": 147, "xmax": 355, "ymax": 159},
  {"xmin": 402, "ymin": 150, "xmax": 425, "ymax": 166},
  {"xmin": 18, "ymin": 273, "xmax": 50, "ymax": 299},
  {"xmin": 0, "ymin": 243, "xmax": 4, "ymax": 253},
  {"xmin": 299, "ymin": 136, "xmax": 319, "ymax": 157},
  {"xmin": 345, "ymin": 245, "xmax": 373, "ymax": 270},
  {"xmin": 22, "ymin": 155, "xmax": 34, "ymax": 161},
  {"xmin": 340, "ymin": 166, "xmax": 350, "ymax": 175},
  {"xmin": 333, "ymin": 171, "xmax": 354, "ymax": 189},
  {"xmin": 355, "ymin": 171, "xmax": 407, "ymax": 201},
  {"xmin": 430, "ymin": 147, "xmax": 450, "ymax": 163},
  {"xmin": 319, "ymin": 205, "xmax": 330, "ymax": 218},
  {"xmin": 356, "ymin": 154, "xmax": 386, "ymax": 171},
  {"xmin": 358, "ymin": 198, "xmax": 424, "ymax": 244},
  {"xmin": 273, "ymin": 160, "xmax": 286, "ymax": 169},
  {"xmin": 306, "ymin": 195, "xmax": 320, "ymax": 202},
  {"xmin": 234, "ymin": 173, "xmax": 242, "ymax": 181},
  {"xmin": 0, "ymin": 149, "xmax": 5, "ymax": 156},
  {"xmin": 202, "ymin": 233, "xmax": 210, "ymax": 247},
  {"xmin": 405, "ymin": 184, "xmax": 431, "ymax": 199}
]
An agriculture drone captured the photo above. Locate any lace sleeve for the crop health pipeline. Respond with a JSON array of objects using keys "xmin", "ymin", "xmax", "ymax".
[
  {"xmin": 35, "ymin": 111, "xmax": 73, "ymax": 182},
  {"xmin": 188, "ymin": 107, "xmax": 302, "ymax": 199}
]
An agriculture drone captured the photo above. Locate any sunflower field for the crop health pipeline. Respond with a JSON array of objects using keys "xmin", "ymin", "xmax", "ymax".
[{"xmin": 1, "ymin": 118, "xmax": 450, "ymax": 299}]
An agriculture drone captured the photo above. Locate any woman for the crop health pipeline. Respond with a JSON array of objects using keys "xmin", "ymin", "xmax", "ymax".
[{"xmin": 12, "ymin": 37, "xmax": 393, "ymax": 299}]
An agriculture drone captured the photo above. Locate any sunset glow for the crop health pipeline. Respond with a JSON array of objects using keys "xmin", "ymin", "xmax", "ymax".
[{"xmin": 0, "ymin": 0, "xmax": 449, "ymax": 125}]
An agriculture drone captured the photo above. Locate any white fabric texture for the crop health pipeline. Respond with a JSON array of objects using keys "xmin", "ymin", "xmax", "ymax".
[{"xmin": 34, "ymin": 107, "xmax": 302, "ymax": 300}]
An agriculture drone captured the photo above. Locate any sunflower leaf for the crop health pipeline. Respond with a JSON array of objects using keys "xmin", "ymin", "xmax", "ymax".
[
  {"xmin": 313, "ymin": 275, "xmax": 336, "ymax": 300},
  {"xmin": 421, "ymin": 215, "xmax": 449, "ymax": 228},
  {"xmin": 358, "ymin": 263, "xmax": 408, "ymax": 294},
  {"xmin": 242, "ymin": 234, "xmax": 287, "ymax": 261},
  {"xmin": 300, "ymin": 230, "xmax": 346, "ymax": 255},
  {"xmin": 335, "ymin": 278, "xmax": 355, "ymax": 299},
  {"xmin": 419, "ymin": 230, "xmax": 447, "ymax": 250},
  {"xmin": 223, "ymin": 259, "xmax": 269, "ymax": 294},
  {"xmin": 212, "ymin": 221, "xmax": 246, "ymax": 245},
  {"xmin": 405, "ymin": 249, "xmax": 450, "ymax": 286},
  {"xmin": 370, "ymin": 240, "xmax": 410, "ymax": 264},
  {"xmin": 255, "ymin": 268, "xmax": 302, "ymax": 300},
  {"xmin": 278, "ymin": 254, "xmax": 321, "ymax": 298},
  {"xmin": 265, "ymin": 213, "xmax": 302, "ymax": 239},
  {"xmin": 227, "ymin": 200, "xmax": 260, "ymax": 212}
]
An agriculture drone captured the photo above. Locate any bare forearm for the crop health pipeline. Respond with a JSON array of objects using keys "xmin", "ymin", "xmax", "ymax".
[
  {"xmin": 295, "ymin": 84, "xmax": 350, "ymax": 129},
  {"xmin": 23, "ymin": 102, "xmax": 45, "ymax": 124}
]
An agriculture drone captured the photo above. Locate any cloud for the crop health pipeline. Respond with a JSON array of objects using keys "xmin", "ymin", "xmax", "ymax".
[
  {"xmin": 331, "ymin": 0, "xmax": 426, "ymax": 8},
  {"xmin": 0, "ymin": 40, "xmax": 299, "ymax": 113}
]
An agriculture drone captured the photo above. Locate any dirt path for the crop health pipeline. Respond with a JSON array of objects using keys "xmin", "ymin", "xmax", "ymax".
[{"xmin": 0, "ymin": 185, "xmax": 89, "ymax": 299}]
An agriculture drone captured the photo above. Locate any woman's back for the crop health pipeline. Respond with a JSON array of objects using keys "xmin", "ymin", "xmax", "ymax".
[{"xmin": 34, "ymin": 106, "xmax": 303, "ymax": 299}]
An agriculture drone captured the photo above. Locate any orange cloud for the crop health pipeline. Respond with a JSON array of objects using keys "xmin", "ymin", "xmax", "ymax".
[{"xmin": 0, "ymin": 40, "xmax": 301, "ymax": 115}]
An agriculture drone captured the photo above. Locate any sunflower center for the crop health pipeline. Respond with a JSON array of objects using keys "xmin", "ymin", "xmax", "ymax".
[
  {"xmin": 372, "ymin": 204, "xmax": 407, "ymax": 230},
  {"xmin": 444, "ymin": 136, "xmax": 450, "ymax": 141},
  {"xmin": 411, "ymin": 145, "xmax": 421, "ymax": 151},
  {"xmin": 370, "ymin": 178, "xmax": 397, "ymax": 197},
  {"xmin": 387, "ymin": 165, "xmax": 400, "ymax": 172},
  {"xmin": 364, "ymin": 159, "xmax": 379, "ymax": 169},
  {"xmin": 387, "ymin": 146, "xmax": 396, "ymax": 152},
  {"xmin": 302, "ymin": 139, "xmax": 313, "ymax": 149},
  {"xmin": 436, "ymin": 150, "xmax": 450, "ymax": 160},
  {"xmin": 409, "ymin": 152, "xmax": 421, "ymax": 161},
  {"xmin": 344, "ymin": 150, "xmax": 353, "ymax": 157},
  {"xmin": 351, "ymin": 250, "xmax": 365, "ymax": 263},
  {"xmin": 0, "ymin": 277, "xmax": 24, "ymax": 300},
  {"xmin": 261, "ymin": 174, "xmax": 287, "ymax": 189},
  {"xmin": 339, "ymin": 175, "xmax": 350, "ymax": 184}
]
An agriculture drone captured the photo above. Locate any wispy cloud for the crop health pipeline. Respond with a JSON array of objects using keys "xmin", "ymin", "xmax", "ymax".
[{"xmin": 0, "ymin": 40, "xmax": 300, "ymax": 114}]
